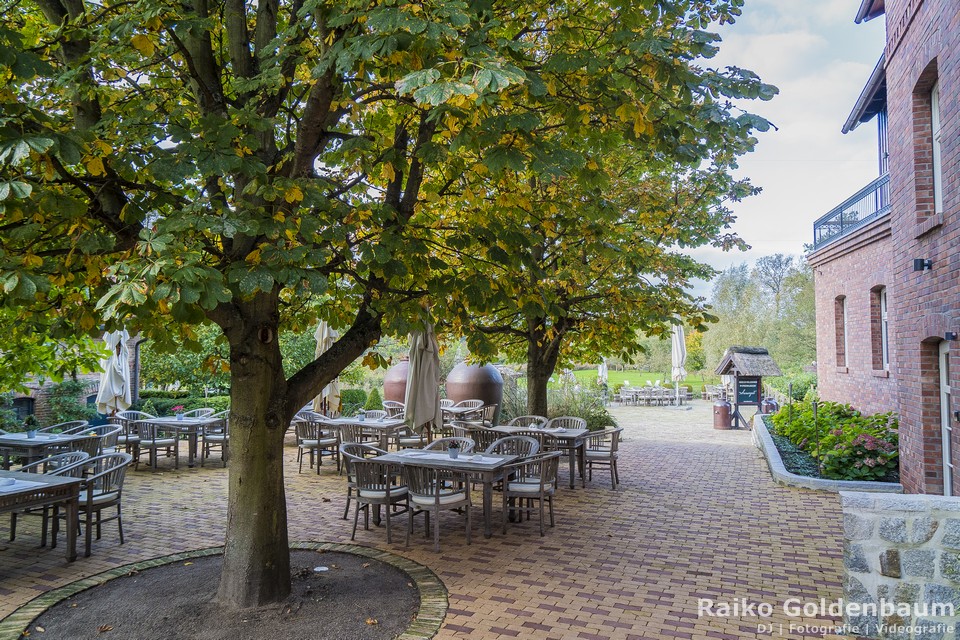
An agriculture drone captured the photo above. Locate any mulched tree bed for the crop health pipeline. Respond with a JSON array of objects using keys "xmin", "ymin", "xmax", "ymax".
[{"xmin": 24, "ymin": 550, "xmax": 421, "ymax": 640}]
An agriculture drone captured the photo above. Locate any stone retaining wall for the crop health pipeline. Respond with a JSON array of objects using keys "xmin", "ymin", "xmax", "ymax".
[{"xmin": 841, "ymin": 491, "xmax": 960, "ymax": 638}]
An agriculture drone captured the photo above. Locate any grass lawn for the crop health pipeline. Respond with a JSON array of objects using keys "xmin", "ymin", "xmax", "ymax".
[{"xmin": 568, "ymin": 368, "xmax": 720, "ymax": 394}]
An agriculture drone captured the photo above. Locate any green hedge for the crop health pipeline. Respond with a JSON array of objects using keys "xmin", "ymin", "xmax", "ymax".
[
  {"xmin": 769, "ymin": 402, "xmax": 898, "ymax": 481},
  {"xmin": 138, "ymin": 395, "xmax": 230, "ymax": 415},
  {"xmin": 139, "ymin": 390, "xmax": 192, "ymax": 400},
  {"xmin": 340, "ymin": 388, "xmax": 367, "ymax": 416}
]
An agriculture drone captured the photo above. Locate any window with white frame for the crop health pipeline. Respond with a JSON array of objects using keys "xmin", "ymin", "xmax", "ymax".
[{"xmin": 932, "ymin": 82, "xmax": 943, "ymax": 214}]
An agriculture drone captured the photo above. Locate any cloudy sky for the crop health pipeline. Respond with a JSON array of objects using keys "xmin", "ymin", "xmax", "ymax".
[{"xmin": 688, "ymin": 0, "xmax": 886, "ymax": 297}]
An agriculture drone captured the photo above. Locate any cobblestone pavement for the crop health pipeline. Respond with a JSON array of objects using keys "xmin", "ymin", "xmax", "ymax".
[{"xmin": 0, "ymin": 402, "xmax": 849, "ymax": 639}]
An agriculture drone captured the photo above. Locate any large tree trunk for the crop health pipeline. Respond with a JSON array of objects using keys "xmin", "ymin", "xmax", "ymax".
[
  {"xmin": 215, "ymin": 294, "xmax": 291, "ymax": 608},
  {"xmin": 526, "ymin": 333, "xmax": 561, "ymax": 417}
]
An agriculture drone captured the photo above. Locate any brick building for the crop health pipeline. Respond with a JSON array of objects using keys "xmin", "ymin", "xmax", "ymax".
[{"xmin": 810, "ymin": 0, "xmax": 958, "ymax": 495}]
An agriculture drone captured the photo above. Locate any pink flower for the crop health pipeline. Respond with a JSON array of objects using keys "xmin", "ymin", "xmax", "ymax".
[
  {"xmin": 172, "ymin": 405, "xmax": 185, "ymax": 412},
  {"xmin": 863, "ymin": 458, "xmax": 877, "ymax": 467}
]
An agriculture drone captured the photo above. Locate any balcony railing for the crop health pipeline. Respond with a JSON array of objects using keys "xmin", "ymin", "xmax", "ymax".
[{"xmin": 812, "ymin": 174, "xmax": 890, "ymax": 250}]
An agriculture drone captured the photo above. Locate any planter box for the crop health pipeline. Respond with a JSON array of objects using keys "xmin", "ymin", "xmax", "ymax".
[{"xmin": 753, "ymin": 415, "xmax": 902, "ymax": 493}]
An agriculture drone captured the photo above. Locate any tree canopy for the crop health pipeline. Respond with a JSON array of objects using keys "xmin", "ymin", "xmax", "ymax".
[{"xmin": 1, "ymin": 0, "xmax": 773, "ymax": 608}]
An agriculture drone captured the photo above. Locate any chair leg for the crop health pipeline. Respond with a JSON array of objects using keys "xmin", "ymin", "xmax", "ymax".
[
  {"xmin": 9, "ymin": 513, "xmax": 16, "ymax": 542},
  {"xmin": 405, "ymin": 507, "xmax": 413, "ymax": 547},
  {"xmin": 117, "ymin": 505, "xmax": 124, "ymax": 544},
  {"xmin": 539, "ymin": 496, "xmax": 545, "ymax": 536},
  {"xmin": 84, "ymin": 509, "xmax": 93, "ymax": 558},
  {"xmin": 343, "ymin": 488, "xmax": 352, "ymax": 520},
  {"xmin": 432, "ymin": 509, "xmax": 440, "ymax": 552},
  {"xmin": 610, "ymin": 463, "xmax": 616, "ymax": 490},
  {"xmin": 385, "ymin": 502, "xmax": 392, "ymax": 544},
  {"xmin": 465, "ymin": 502, "xmax": 471, "ymax": 546},
  {"xmin": 351, "ymin": 502, "xmax": 362, "ymax": 541},
  {"xmin": 548, "ymin": 495, "xmax": 555, "ymax": 527}
]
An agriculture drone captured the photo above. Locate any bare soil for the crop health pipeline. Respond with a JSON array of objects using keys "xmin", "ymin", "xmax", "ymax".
[{"xmin": 26, "ymin": 551, "xmax": 420, "ymax": 640}]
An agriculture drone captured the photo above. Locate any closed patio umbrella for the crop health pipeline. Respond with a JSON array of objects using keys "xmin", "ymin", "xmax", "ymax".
[
  {"xmin": 671, "ymin": 324, "xmax": 687, "ymax": 407},
  {"xmin": 598, "ymin": 358, "xmax": 608, "ymax": 384},
  {"xmin": 96, "ymin": 329, "xmax": 132, "ymax": 415},
  {"xmin": 404, "ymin": 322, "xmax": 442, "ymax": 436},
  {"xmin": 312, "ymin": 321, "xmax": 341, "ymax": 415}
]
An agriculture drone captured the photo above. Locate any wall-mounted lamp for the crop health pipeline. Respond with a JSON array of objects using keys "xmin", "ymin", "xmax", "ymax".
[
  {"xmin": 946, "ymin": 332, "xmax": 958, "ymax": 341},
  {"xmin": 913, "ymin": 258, "xmax": 933, "ymax": 271}
]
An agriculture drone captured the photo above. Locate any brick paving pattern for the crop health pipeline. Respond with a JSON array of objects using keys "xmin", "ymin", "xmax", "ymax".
[{"xmin": 0, "ymin": 402, "xmax": 849, "ymax": 639}]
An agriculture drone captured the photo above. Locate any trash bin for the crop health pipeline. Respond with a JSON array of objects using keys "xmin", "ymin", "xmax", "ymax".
[{"xmin": 713, "ymin": 399, "xmax": 732, "ymax": 430}]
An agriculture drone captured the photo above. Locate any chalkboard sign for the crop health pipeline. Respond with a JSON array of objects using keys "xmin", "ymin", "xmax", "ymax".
[{"xmin": 736, "ymin": 378, "xmax": 761, "ymax": 405}]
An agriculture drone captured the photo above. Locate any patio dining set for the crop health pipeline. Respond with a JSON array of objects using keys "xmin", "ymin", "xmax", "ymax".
[{"xmin": 291, "ymin": 399, "xmax": 623, "ymax": 552}]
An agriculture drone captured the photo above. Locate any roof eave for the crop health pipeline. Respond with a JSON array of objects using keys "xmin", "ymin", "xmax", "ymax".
[
  {"xmin": 855, "ymin": 0, "xmax": 885, "ymax": 23},
  {"xmin": 842, "ymin": 54, "xmax": 886, "ymax": 134}
]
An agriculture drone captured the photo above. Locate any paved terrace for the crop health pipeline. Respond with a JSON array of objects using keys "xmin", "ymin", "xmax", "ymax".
[{"xmin": 0, "ymin": 402, "xmax": 848, "ymax": 639}]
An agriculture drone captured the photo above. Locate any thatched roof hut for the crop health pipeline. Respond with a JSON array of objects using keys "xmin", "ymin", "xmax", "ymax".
[{"xmin": 714, "ymin": 346, "xmax": 782, "ymax": 377}]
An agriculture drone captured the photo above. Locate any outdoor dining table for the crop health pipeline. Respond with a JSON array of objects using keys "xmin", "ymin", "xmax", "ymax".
[
  {"xmin": 492, "ymin": 425, "xmax": 589, "ymax": 489},
  {"xmin": 0, "ymin": 432, "xmax": 87, "ymax": 470},
  {"xmin": 0, "ymin": 469, "xmax": 81, "ymax": 561},
  {"xmin": 374, "ymin": 449, "xmax": 517, "ymax": 539},
  {"xmin": 139, "ymin": 416, "xmax": 223, "ymax": 468},
  {"xmin": 325, "ymin": 416, "xmax": 406, "ymax": 451}
]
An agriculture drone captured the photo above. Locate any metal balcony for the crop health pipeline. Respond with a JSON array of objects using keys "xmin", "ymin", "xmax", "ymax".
[{"xmin": 812, "ymin": 174, "xmax": 890, "ymax": 250}]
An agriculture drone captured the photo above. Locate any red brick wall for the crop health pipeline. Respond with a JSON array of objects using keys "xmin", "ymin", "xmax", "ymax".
[
  {"xmin": 884, "ymin": 0, "xmax": 960, "ymax": 494},
  {"xmin": 809, "ymin": 218, "xmax": 898, "ymax": 415}
]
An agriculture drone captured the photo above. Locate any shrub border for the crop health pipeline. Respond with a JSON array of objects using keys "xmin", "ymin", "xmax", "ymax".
[
  {"xmin": 753, "ymin": 415, "xmax": 903, "ymax": 494},
  {"xmin": 0, "ymin": 541, "xmax": 447, "ymax": 640}
]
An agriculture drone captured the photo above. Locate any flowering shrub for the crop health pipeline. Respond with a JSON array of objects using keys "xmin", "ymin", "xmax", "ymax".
[{"xmin": 769, "ymin": 402, "xmax": 898, "ymax": 481}]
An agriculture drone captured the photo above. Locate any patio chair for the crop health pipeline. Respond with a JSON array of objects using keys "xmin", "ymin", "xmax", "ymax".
[
  {"xmin": 382, "ymin": 400, "xmax": 405, "ymax": 417},
  {"xmin": 439, "ymin": 399, "xmax": 454, "ymax": 409},
  {"xmin": 340, "ymin": 443, "xmax": 388, "ymax": 520},
  {"xmin": 506, "ymin": 415, "xmax": 547, "ymax": 428},
  {"xmin": 392, "ymin": 425, "xmax": 427, "ymax": 450},
  {"xmin": 132, "ymin": 421, "xmax": 179, "ymax": 471},
  {"xmin": 200, "ymin": 410, "xmax": 230, "ymax": 467},
  {"xmin": 464, "ymin": 427, "xmax": 499, "ymax": 452},
  {"xmin": 453, "ymin": 399, "xmax": 484, "ymax": 409},
  {"xmin": 52, "ymin": 452, "xmax": 133, "ymax": 557},
  {"xmin": 294, "ymin": 419, "xmax": 340, "ymax": 474},
  {"xmin": 423, "ymin": 437, "xmax": 475, "ymax": 454},
  {"xmin": 38, "ymin": 420, "xmax": 88, "ymax": 434},
  {"xmin": 350, "ymin": 459, "xmax": 408, "ymax": 544},
  {"xmin": 364, "ymin": 410, "xmax": 388, "ymax": 420},
  {"xmin": 9, "ymin": 451, "xmax": 90, "ymax": 547},
  {"xmin": 485, "ymin": 436, "xmax": 540, "ymax": 458},
  {"xmin": 500, "ymin": 452, "xmax": 561, "ymax": 536},
  {"xmin": 583, "ymin": 427, "xmax": 623, "ymax": 490},
  {"xmin": 68, "ymin": 425, "xmax": 123, "ymax": 459},
  {"xmin": 402, "ymin": 465, "xmax": 471, "ymax": 552},
  {"xmin": 111, "ymin": 410, "xmax": 155, "ymax": 455},
  {"xmin": 183, "ymin": 408, "xmax": 215, "ymax": 417}
]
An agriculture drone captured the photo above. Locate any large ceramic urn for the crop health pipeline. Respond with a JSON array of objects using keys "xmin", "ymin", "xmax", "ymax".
[
  {"xmin": 383, "ymin": 358, "xmax": 410, "ymax": 403},
  {"xmin": 445, "ymin": 363, "xmax": 504, "ymax": 424}
]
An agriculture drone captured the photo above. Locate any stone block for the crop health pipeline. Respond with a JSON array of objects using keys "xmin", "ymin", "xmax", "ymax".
[
  {"xmin": 922, "ymin": 583, "xmax": 960, "ymax": 611},
  {"xmin": 942, "ymin": 518, "xmax": 960, "ymax": 549},
  {"xmin": 841, "ymin": 492, "xmax": 876, "ymax": 509},
  {"xmin": 914, "ymin": 619, "xmax": 956, "ymax": 640},
  {"xmin": 880, "ymin": 549, "xmax": 902, "ymax": 578},
  {"xmin": 845, "ymin": 513, "xmax": 875, "ymax": 540},
  {"xmin": 941, "ymin": 552, "xmax": 960, "ymax": 580},
  {"xmin": 894, "ymin": 582, "xmax": 921, "ymax": 603},
  {"xmin": 902, "ymin": 550, "xmax": 936, "ymax": 578},
  {"xmin": 880, "ymin": 517, "xmax": 909, "ymax": 543},
  {"xmin": 845, "ymin": 544, "xmax": 871, "ymax": 573},
  {"xmin": 910, "ymin": 516, "xmax": 939, "ymax": 544}
]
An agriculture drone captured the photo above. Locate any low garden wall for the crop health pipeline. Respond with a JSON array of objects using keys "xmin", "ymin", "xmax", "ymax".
[{"xmin": 841, "ymin": 491, "xmax": 960, "ymax": 638}]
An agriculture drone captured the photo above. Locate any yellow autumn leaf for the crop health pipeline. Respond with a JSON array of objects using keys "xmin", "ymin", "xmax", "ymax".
[
  {"xmin": 22, "ymin": 254, "xmax": 43, "ymax": 268},
  {"xmin": 586, "ymin": 160, "xmax": 599, "ymax": 170},
  {"xmin": 246, "ymin": 249, "xmax": 261, "ymax": 264},
  {"xmin": 381, "ymin": 162, "xmax": 396, "ymax": 182},
  {"xmin": 131, "ymin": 34, "xmax": 155, "ymax": 57},
  {"xmin": 94, "ymin": 140, "xmax": 113, "ymax": 155},
  {"xmin": 145, "ymin": 16, "xmax": 163, "ymax": 31},
  {"xmin": 284, "ymin": 185, "xmax": 303, "ymax": 203},
  {"xmin": 85, "ymin": 156, "xmax": 105, "ymax": 176}
]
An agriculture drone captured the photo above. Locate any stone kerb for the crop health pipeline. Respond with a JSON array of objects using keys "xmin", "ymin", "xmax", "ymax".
[
  {"xmin": 841, "ymin": 492, "xmax": 960, "ymax": 639},
  {"xmin": 753, "ymin": 415, "xmax": 903, "ymax": 494}
]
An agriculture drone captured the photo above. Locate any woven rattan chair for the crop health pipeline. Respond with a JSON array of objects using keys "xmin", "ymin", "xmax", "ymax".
[
  {"xmin": 38, "ymin": 420, "xmax": 88, "ymax": 434},
  {"xmin": 382, "ymin": 401, "xmax": 405, "ymax": 417},
  {"xmin": 500, "ymin": 452, "xmax": 561, "ymax": 536},
  {"xmin": 402, "ymin": 465, "xmax": 471, "ymax": 552},
  {"xmin": 584, "ymin": 427, "xmax": 623, "ymax": 489}
]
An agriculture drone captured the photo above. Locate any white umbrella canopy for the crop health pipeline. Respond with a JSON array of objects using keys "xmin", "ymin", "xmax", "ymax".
[
  {"xmin": 96, "ymin": 329, "xmax": 132, "ymax": 415},
  {"xmin": 404, "ymin": 323, "xmax": 443, "ymax": 435},
  {"xmin": 598, "ymin": 358, "xmax": 608, "ymax": 384},
  {"xmin": 312, "ymin": 321, "xmax": 341, "ymax": 414},
  {"xmin": 671, "ymin": 324, "xmax": 687, "ymax": 406}
]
